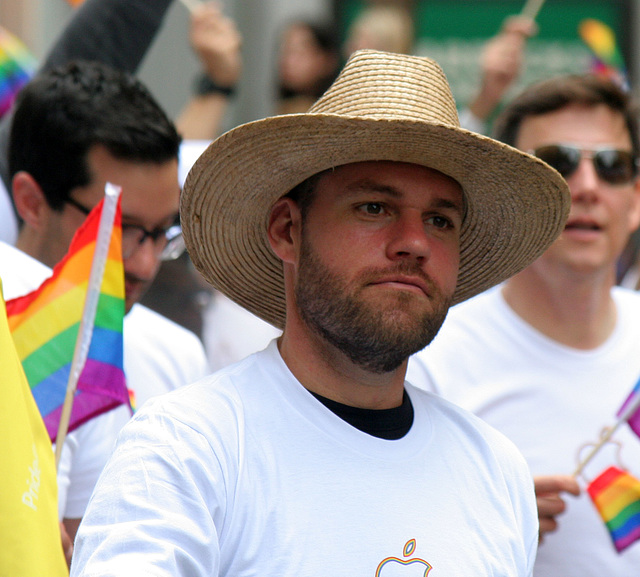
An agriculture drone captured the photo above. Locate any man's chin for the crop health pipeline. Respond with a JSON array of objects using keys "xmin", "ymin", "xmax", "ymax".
[{"xmin": 124, "ymin": 283, "xmax": 151, "ymax": 315}]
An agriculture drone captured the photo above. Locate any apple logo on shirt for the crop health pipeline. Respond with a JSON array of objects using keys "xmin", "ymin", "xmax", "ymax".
[{"xmin": 375, "ymin": 539, "xmax": 432, "ymax": 576}]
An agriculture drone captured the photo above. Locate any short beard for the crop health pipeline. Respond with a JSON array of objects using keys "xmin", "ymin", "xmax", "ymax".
[{"xmin": 295, "ymin": 234, "xmax": 452, "ymax": 374}]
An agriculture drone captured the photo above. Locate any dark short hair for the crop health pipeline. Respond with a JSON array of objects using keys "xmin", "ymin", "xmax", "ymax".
[
  {"xmin": 493, "ymin": 74, "xmax": 640, "ymax": 159},
  {"xmin": 285, "ymin": 169, "xmax": 330, "ymax": 221},
  {"xmin": 9, "ymin": 60, "xmax": 181, "ymax": 210}
]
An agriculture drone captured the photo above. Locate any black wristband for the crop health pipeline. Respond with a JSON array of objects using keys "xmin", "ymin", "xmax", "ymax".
[{"xmin": 193, "ymin": 73, "xmax": 236, "ymax": 97}]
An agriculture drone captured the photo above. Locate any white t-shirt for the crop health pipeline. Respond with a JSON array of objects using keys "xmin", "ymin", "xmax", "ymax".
[
  {"xmin": 72, "ymin": 340, "xmax": 538, "ymax": 576},
  {"xmin": 408, "ymin": 285, "xmax": 640, "ymax": 576},
  {"xmin": 0, "ymin": 178, "xmax": 17, "ymax": 245},
  {"xmin": 0, "ymin": 241, "xmax": 208, "ymax": 519}
]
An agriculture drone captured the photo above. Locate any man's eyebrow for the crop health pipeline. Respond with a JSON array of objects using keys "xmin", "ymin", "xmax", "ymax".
[
  {"xmin": 345, "ymin": 179, "xmax": 464, "ymax": 214},
  {"xmin": 433, "ymin": 198, "xmax": 464, "ymax": 213},
  {"xmin": 344, "ymin": 179, "xmax": 403, "ymax": 198}
]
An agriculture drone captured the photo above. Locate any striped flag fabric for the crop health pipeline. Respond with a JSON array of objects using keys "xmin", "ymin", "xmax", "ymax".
[
  {"xmin": 0, "ymin": 26, "xmax": 37, "ymax": 118},
  {"xmin": 6, "ymin": 193, "xmax": 130, "ymax": 443},
  {"xmin": 579, "ymin": 19, "xmax": 629, "ymax": 90},
  {"xmin": 587, "ymin": 466, "xmax": 640, "ymax": 553},
  {"xmin": 617, "ymin": 376, "xmax": 640, "ymax": 438},
  {"xmin": 0, "ymin": 284, "xmax": 68, "ymax": 576}
]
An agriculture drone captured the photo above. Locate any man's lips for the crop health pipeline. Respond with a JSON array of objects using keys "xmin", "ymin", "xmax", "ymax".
[
  {"xmin": 564, "ymin": 218, "xmax": 601, "ymax": 231},
  {"xmin": 368, "ymin": 275, "xmax": 431, "ymax": 296},
  {"xmin": 561, "ymin": 216, "xmax": 605, "ymax": 244}
]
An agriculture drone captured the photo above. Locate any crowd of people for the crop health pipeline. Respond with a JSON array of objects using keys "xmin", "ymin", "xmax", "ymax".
[{"xmin": 3, "ymin": 0, "xmax": 640, "ymax": 575}]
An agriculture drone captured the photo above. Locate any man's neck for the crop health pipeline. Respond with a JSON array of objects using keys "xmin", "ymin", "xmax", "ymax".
[
  {"xmin": 502, "ymin": 265, "xmax": 617, "ymax": 350},
  {"xmin": 277, "ymin": 320, "xmax": 407, "ymax": 410}
]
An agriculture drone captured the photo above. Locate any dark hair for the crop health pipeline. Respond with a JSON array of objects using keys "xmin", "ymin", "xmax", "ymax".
[
  {"xmin": 278, "ymin": 20, "xmax": 340, "ymax": 100},
  {"xmin": 493, "ymin": 74, "xmax": 640, "ymax": 159},
  {"xmin": 285, "ymin": 169, "xmax": 331, "ymax": 221},
  {"xmin": 9, "ymin": 60, "xmax": 181, "ymax": 210}
]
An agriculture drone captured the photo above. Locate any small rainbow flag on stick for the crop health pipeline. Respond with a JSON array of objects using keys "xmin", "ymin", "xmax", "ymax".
[
  {"xmin": 587, "ymin": 466, "xmax": 640, "ymax": 552},
  {"xmin": 579, "ymin": 19, "xmax": 629, "ymax": 90},
  {"xmin": 0, "ymin": 26, "xmax": 37, "ymax": 118},
  {"xmin": 574, "ymin": 376, "xmax": 640, "ymax": 478},
  {"xmin": 6, "ymin": 184, "xmax": 130, "ymax": 447}
]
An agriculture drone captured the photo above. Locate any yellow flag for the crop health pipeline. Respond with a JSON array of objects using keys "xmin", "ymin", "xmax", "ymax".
[{"xmin": 0, "ymin": 282, "xmax": 67, "ymax": 576}]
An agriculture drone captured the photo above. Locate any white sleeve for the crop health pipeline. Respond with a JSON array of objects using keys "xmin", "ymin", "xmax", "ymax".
[
  {"xmin": 57, "ymin": 405, "xmax": 131, "ymax": 520},
  {"xmin": 70, "ymin": 407, "xmax": 226, "ymax": 577},
  {"xmin": 458, "ymin": 107, "xmax": 488, "ymax": 135}
]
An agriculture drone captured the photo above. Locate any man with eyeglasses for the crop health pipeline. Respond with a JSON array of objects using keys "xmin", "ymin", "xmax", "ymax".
[
  {"xmin": 408, "ymin": 74, "xmax": 640, "ymax": 575},
  {"xmin": 0, "ymin": 60, "xmax": 208, "ymax": 553}
]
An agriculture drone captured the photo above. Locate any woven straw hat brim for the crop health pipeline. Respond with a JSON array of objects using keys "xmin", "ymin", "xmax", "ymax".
[{"xmin": 182, "ymin": 113, "xmax": 570, "ymax": 329}]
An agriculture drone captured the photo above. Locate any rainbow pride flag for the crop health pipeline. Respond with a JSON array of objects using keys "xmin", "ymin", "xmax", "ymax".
[
  {"xmin": 0, "ymin": 26, "xmax": 37, "ymax": 118},
  {"xmin": 579, "ymin": 19, "xmax": 628, "ymax": 91},
  {"xmin": 618, "ymin": 376, "xmax": 640, "ymax": 438},
  {"xmin": 587, "ymin": 466, "xmax": 640, "ymax": 553},
  {"xmin": 6, "ymin": 195, "xmax": 130, "ymax": 443}
]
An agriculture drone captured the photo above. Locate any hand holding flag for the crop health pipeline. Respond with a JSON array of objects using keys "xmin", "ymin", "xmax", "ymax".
[{"xmin": 573, "ymin": 377, "xmax": 640, "ymax": 552}]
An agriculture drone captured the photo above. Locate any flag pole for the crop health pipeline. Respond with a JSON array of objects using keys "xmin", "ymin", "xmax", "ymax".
[
  {"xmin": 54, "ymin": 183, "xmax": 122, "ymax": 468},
  {"xmin": 573, "ymin": 392, "xmax": 640, "ymax": 478},
  {"xmin": 176, "ymin": 0, "xmax": 201, "ymax": 14},
  {"xmin": 520, "ymin": 0, "xmax": 546, "ymax": 20}
]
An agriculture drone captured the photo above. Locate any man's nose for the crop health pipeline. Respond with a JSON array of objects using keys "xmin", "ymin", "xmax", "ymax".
[{"xmin": 385, "ymin": 212, "xmax": 431, "ymax": 261}]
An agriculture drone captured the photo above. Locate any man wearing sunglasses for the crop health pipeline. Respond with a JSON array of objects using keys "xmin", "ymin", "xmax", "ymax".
[
  {"xmin": 0, "ymin": 60, "xmax": 208, "ymax": 551},
  {"xmin": 408, "ymin": 74, "xmax": 640, "ymax": 576}
]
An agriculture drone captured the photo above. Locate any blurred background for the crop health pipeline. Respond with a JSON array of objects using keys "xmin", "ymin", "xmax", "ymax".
[{"xmin": 2, "ymin": 0, "xmax": 638, "ymax": 131}]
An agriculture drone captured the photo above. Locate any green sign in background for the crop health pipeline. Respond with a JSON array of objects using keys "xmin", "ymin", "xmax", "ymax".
[{"xmin": 337, "ymin": 0, "xmax": 630, "ymax": 112}]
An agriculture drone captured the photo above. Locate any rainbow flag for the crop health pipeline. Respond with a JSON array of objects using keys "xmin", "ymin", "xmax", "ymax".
[
  {"xmin": 617, "ymin": 376, "xmax": 640, "ymax": 438},
  {"xmin": 0, "ymin": 26, "xmax": 37, "ymax": 118},
  {"xmin": 6, "ymin": 195, "xmax": 130, "ymax": 443},
  {"xmin": 579, "ymin": 19, "xmax": 629, "ymax": 91},
  {"xmin": 587, "ymin": 466, "xmax": 640, "ymax": 552},
  {"xmin": 0, "ymin": 285, "xmax": 68, "ymax": 576}
]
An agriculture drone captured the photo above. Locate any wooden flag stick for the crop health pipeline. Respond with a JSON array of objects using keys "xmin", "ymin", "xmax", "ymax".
[
  {"xmin": 520, "ymin": 0, "xmax": 546, "ymax": 20},
  {"xmin": 54, "ymin": 184, "xmax": 122, "ymax": 469},
  {"xmin": 573, "ymin": 392, "xmax": 640, "ymax": 478},
  {"xmin": 177, "ymin": 0, "xmax": 202, "ymax": 14}
]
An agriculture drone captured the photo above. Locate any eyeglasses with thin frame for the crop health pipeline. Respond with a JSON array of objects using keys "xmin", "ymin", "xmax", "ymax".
[
  {"xmin": 65, "ymin": 196, "xmax": 185, "ymax": 261},
  {"xmin": 529, "ymin": 144, "xmax": 638, "ymax": 186}
]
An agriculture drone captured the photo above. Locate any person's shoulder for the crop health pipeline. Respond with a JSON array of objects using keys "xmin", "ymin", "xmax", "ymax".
[
  {"xmin": 129, "ymin": 348, "xmax": 272, "ymax": 439},
  {"xmin": 612, "ymin": 285, "xmax": 640, "ymax": 310},
  {"xmin": 0, "ymin": 241, "xmax": 52, "ymax": 298},
  {"xmin": 408, "ymin": 383, "xmax": 528, "ymax": 466},
  {"xmin": 443, "ymin": 285, "xmax": 501, "ymax": 322},
  {"xmin": 123, "ymin": 303, "xmax": 209, "ymax": 397},
  {"xmin": 126, "ymin": 303, "xmax": 203, "ymax": 345},
  {"xmin": 410, "ymin": 286, "xmax": 501, "ymax": 366}
]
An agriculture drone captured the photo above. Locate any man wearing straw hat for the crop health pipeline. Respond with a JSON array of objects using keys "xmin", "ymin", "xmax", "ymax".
[
  {"xmin": 71, "ymin": 50, "xmax": 569, "ymax": 576},
  {"xmin": 409, "ymin": 74, "xmax": 640, "ymax": 575}
]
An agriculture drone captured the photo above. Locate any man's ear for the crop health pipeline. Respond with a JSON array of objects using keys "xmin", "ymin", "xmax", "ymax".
[
  {"xmin": 629, "ymin": 176, "xmax": 640, "ymax": 233},
  {"xmin": 12, "ymin": 172, "xmax": 50, "ymax": 230},
  {"xmin": 267, "ymin": 197, "xmax": 302, "ymax": 265}
]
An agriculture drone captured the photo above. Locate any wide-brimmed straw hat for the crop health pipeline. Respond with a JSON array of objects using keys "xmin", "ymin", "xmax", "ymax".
[{"xmin": 182, "ymin": 49, "xmax": 570, "ymax": 329}]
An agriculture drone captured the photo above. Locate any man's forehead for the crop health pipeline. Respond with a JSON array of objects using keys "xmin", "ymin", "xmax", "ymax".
[{"xmin": 315, "ymin": 160, "xmax": 464, "ymax": 203}]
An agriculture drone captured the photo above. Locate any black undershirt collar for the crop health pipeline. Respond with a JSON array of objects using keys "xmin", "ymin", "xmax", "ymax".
[{"xmin": 309, "ymin": 389, "xmax": 414, "ymax": 440}]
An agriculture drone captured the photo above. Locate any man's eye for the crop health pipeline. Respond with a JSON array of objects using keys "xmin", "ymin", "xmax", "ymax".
[
  {"xmin": 359, "ymin": 203, "xmax": 384, "ymax": 215},
  {"xmin": 427, "ymin": 215, "xmax": 452, "ymax": 229}
]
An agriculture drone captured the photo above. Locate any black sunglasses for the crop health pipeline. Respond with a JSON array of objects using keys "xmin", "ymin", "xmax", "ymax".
[
  {"xmin": 530, "ymin": 144, "xmax": 638, "ymax": 185},
  {"xmin": 65, "ymin": 196, "xmax": 184, "ymax": 261}
]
